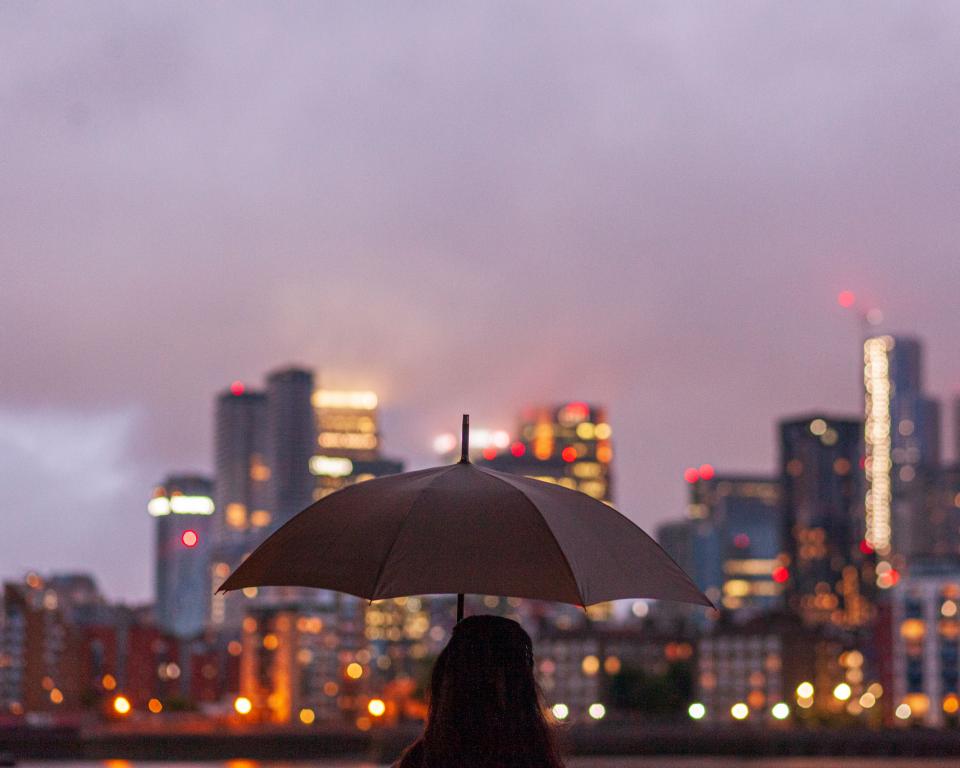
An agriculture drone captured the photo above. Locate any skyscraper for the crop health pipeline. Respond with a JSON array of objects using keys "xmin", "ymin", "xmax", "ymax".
[
  {"xmin": 863, "ymin": 335, "xmax": 941, "ymax": 564},
  {"xmin": 149, "ymin": 475, "xmax": 215, "ymax": 638},
  {"xmin": 310, "ymin": 389, "xmax": 403, "ymax": 500},
  {"xmin": 266, "ymin": 366, "xmax": 317, "ymax": 526},
  {"xmin": 477, "ymin": 402, "xmax": 613, "ymax": 503},
  {"xmin": 687, "ymin": 474, "xmax": 784, "ymax": 616},
  {"xmin": 214, "ymin": 383, "xmax": 271, "ymax": 552},
  {"xmin": 211, "ymin": 382, "xmax": 270, "ymax": 630},
  {"xmin": 780, "ymin": 415, "xmax": 870, "ymax": 627}
]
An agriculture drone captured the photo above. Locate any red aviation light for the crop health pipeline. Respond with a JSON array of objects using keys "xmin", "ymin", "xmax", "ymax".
[
  {"xmin": 684, "ymin": 467, "xmax": 700, "ymax": 484},
  {"xmin": 230, "ymin": 381, "xmax": 245, "ymax": 396},
  {"xmin": 699, "ymin": 464, "xmax": 715, "ymax": 480},
  {"xmin": 772, "ymin": 566, "xmax": 789, "ymax": 583},
  {"xmin": 837, "ymin": 290, "xmax": 856, "ymax": 308},
  {"xmin": 181, "ymin": 530, "xmax": 199, "ymax": 548},
  {"xmin": 510, "ymin": 442, "xmax": 526, "ymax": 457}
]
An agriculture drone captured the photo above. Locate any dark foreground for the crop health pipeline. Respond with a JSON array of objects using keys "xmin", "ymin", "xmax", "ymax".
[{"xmin": 5, "ymin": 725, "xmax": 960, "ymax": 762}]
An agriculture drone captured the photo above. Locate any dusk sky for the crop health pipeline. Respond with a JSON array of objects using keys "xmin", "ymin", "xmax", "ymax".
[{"xmin": 2, "ymin": 2, "xmax": 959, "ymax": 603}]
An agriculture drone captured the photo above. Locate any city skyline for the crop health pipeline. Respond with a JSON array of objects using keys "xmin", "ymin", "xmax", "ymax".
[{"xmin": 3, "ymin": 2, "xmax": 960, "ymax": 602}]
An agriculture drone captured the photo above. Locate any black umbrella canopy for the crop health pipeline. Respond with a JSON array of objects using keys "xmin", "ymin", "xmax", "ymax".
[{"xmin": 219, "ymin": 417, "xmax": 711, "ymax": 611}]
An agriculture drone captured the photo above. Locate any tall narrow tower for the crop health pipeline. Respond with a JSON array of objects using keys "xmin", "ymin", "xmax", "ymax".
[{"xmin": 265, "ymin": 366, "xmax": 317, "ymax": 527}]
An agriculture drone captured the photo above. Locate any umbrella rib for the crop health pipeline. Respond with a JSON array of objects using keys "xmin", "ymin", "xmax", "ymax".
[
  {"xmin": 368, "ymin": 463, "xmax": 460, "ymax": 599},
  {"xmin": 479, "ymin": 469, "xmax": 586, "ymax": 606}
]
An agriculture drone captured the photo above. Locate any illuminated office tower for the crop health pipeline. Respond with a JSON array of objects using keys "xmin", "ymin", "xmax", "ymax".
[
  {"xmin": 310, "ymin": 390, "xmax": 403, "ymax": 500},
  {"xmin": 266, "ymin": 367, "xmax": 317, "ymax": 526},
  {"xmin": 477, "ymin": 402, "xmax": 613, "ymax": 503},
  {"xmin": 780, "ymin": 416, "xmax": 871, "ymax": 627},
  {"xmin": 211, "ymin": 383, "xmax": 270, "ymax": 630},
  {"xmin": 150, "ymin": 476, "xmax": 215, "ymax": 638},
  {"xmin": 686, "ymin": 474, "xmax": 783, "ymax": 616},
  {"xmin": 863, "ymin": 336, "xmax": 941, "ymax": 565},
  {"xmin": 214, "ymin": 383, "xmax": 271, "ymax": 550}
]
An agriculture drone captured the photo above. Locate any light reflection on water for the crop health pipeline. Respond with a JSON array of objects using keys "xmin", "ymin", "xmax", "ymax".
[{"xmin": 19, "ymin": 759, "xmax": 960, "ymax": 768}]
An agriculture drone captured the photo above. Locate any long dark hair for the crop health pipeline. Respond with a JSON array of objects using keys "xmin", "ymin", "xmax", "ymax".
[{"xmin": 395, "ymin": 614, "xmax": 564, "ymax": 768}]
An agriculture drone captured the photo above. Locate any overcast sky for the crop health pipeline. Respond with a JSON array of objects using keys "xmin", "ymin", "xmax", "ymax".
[{"xmin": 2, "ymin": 1, "xmax": 959, "ymax": 603}]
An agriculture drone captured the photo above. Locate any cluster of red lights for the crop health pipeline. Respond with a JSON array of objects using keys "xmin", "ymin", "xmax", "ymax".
[
  {"xmin": 684, "ymin": 464, "xmax": 715, "ymax": 483},
  {"xmin": 481, "ymin": 443, "xmax": 579, "ymax": 462}
]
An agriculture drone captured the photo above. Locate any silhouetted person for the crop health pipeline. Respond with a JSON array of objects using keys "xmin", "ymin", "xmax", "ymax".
[{"xmin": 394, "ymin": 614, "xmax": 565, "ymax": 768}]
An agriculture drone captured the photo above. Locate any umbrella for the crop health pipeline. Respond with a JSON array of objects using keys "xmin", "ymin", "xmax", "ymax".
[{"xmin": 219, "ymin": 415, "xmax": 711, "ymax": 620}]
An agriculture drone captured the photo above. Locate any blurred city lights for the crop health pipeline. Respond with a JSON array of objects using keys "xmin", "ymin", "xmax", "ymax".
[
  {"xmin": 581, "ymin": 655, "xmax": 600, "ymax": 676},
  {"xmin": 234, "ymin": 696, "xmax": 252, "ymax": 715},
  {"xmin": 229, "ymin": 381, "xmax": 245, "ymax": 396},
  {"xmin": 101, "ymin": 674, "xmax": 117, "ymax": 691},
  {"xmin": 833, "ymin": 683, "xmax": 852, "ymax": 701},
  {"xmin": 895, "ymin": 703, "xmax": 912, "ymax": 720},
  {"xmin": 683, "ymin": 467, "xmax": 700, "ymax": 484},
  {"xmin": 730, "ymin": 702, "xmax": 749, "ymax": 720},
  {"xmin": 148, "ymin": 698, "xmax": 163, "ymax": 714},
  {"xmin": 113, "ymin": 695, "xmax": 131, "ymax": 715},
  {"xmin": 299, "ymin": 708, "xmax": 315, "ymax": 724},
  {"xmin": 688, "ymin": 702, "xmax": 706, "ymax": 720},
  {"xmin": 346, "ymin": 662, "xmax": 364, "ymax": 679},
  {"xmin": 943, "ymin": 694, "xmax": 959, "ymax": 715},
  {"xmin": 551, "ymin": 703, "xmax": 569, "ymax": 720},
  {"xmin": 698, "ymin": 463, "xmax": 715, "ymax": 480},
  {"xmin": 859, "ymin": 692, "xmax": 877, "ymax": 709},
  {"xmin": 180, "ymin": 530, "xmax": 199, "ymax": 548},
  {"xmin": 837, "ymin": 290, "xmax": 856, "ymax": 308},
  {"xmin": 588, "ymin": 703, "xmax": 606, "ymax": 720},
  {"xmin": 796, "ymin": 682, "xmax": 814, "ymax": 699},
  {"xmin": 367, "ymin": 698, "xmax": 386, "ymax": 717},
  {"xmin": 771, "ymin": 702, "xmax": 790, "ymax": 720}
]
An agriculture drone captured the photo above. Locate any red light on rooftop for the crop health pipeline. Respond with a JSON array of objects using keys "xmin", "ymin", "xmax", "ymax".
[
  {"xmin": 772, "ymin": 566, "xmax": 789, "ymax": 583},
  {"xmin": 230, "ymin": 381, "xmax": 245, "ymax": 396},
  {"xmin": 482, "ymin": 447, "xmax": 497, "ymax": 461},
  {"xmin": 837, "ymin": 290, "xmax": 856, "ymax": 308},
  {"xmin": 699, "ymin": 464, "xmax": 715, "ymax": 480},
  {"xmin": 683, "ymin": 467, "xmax": 700, "ymax": 484},
  {"xmin": 510, "ymin": 442, "xmax": 526, "ymax": 457},
  {"xmin": 859, "ymin": 539, "xmax": 874, "ymax": 555},
  {"xmin": 561, "ymin": 446, "xmax": 577, "ymax": 463},
  {"xmin": 181, "ymin": 530, "xmax": 199, "ymax": 548}
]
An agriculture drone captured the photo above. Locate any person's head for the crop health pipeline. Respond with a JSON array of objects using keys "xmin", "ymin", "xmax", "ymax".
[{"xmin": 398, "ymin": 614, "xmax": 563, "ymax": 768}]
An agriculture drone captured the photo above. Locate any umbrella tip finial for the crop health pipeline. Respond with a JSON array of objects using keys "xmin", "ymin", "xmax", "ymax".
[{"xmin": 460, "ymin": 414, "xmax": 470, "ymax": 463}]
